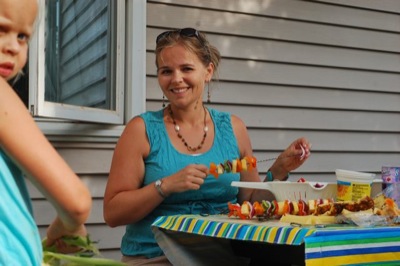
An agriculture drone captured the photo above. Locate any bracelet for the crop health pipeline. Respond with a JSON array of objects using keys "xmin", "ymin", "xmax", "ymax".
[
  {"xmin": 155, "ymin": 179, "xmax": 167, "ymax": 198},
  {"xmin": 264, "ymin": 171, "xmax": 290, "ymax": 182},
  {"xmin": 264, "ymin": 171, "xmax": 274, "ymax": 182}
]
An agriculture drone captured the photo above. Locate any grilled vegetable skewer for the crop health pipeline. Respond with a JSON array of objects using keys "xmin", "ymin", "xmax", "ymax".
[{"xmin": 209, "ymin": 156, "xmax": 257, "ymax": 178}]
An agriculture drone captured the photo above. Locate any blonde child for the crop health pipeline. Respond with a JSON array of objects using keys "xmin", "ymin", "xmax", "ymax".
[{"xmin": 0, "ymin": 0, "xmax": 92, "ymax": 265}]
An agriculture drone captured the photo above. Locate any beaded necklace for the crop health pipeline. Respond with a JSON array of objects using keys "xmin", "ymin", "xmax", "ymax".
[{"xmin": 168, "ymin": 105, "xmax": 208, "ymax": 152}]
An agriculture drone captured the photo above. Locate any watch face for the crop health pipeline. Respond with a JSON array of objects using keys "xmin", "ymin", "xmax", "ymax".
[{"xmin": 156, "ymin": 179, "xmax": 161, "ymax": 186}]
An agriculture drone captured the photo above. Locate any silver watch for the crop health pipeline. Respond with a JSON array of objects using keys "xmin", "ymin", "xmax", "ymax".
[{"xmin": 155, "ymin": 179, "xmax": 167, "ymax": 198}]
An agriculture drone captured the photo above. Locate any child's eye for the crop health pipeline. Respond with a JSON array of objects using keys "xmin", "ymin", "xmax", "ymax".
[{"xmin": 17, "ymin": 33, "xmax": 29, "ymax": 42}]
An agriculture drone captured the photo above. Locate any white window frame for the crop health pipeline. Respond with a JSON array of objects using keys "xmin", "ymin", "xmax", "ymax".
[
  {"xmin": 28, "ymin": 0, "xmax": 146, "ymax": 136},
  {"xmin": 30, "ymin": 0, "xmax": 125, "ymax": 124}
]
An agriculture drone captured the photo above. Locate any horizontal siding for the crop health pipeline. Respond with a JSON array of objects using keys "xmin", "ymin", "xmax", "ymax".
[
  {"xmin": 148, "ymin": 30, "xmax": 400, "ymax": 72},
  {"xmin": 146, "ymin": 0, "xmax": 400, "ymax": 182},
  {"xmin": 151, "ymin": 0, "xmax": 400, "ymax": 32},
  {"xmin": 147, "ymin": 2, "xmax": 400, "ymax": 52},
  {"xmin": 34, "ymin": 199, "xmax": 104, "ymax": 226},
  {"xmin": 54, "ymin": 147, "xmax": 114, "ymax": 174},
  {"xmin": 147, "ymin": 101, "xmax": 400, "ymax": 133},
  {"xmin": 147, "ymin": 78, "xmax": 400, "ymax": 112},
  {"xmin": 28, "ymin": 174, "xmax": 110, "ymax": 199},
  {"xmin": 147, "ymin": 52, "xmax": 400, "ymax": 93},
  {"xmin": 315, "ymin": 0, "xmax": 400, "ymax": 13}
]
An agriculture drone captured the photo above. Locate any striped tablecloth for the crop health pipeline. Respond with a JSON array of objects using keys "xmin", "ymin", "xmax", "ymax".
[
  {"xmin": 304, "ymin": 227, "xmax": 400, "ymax": 266},
  {"xmin": 152, "ymin": 214, "xmax": 400, "ymax": 265}
]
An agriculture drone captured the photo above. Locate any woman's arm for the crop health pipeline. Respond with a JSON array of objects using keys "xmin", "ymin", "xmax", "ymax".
[
  {"xmin": 230, "ymin": 115, "xmax": 311, "ymax": 203},
  {"xmin": 103, "ymin": 116, "xmax": 162, "ymax": 226},
  {"xmin": 103, "ymin": 115, "xmax": 209, "ymax": 227},
  {"xmin": 0, "ymin": 79, "xmax": 92, "ymax": 244},
  {"xmin": 268, "ymin": 137, "xmax": 311, "ymax": 181},
  {"xmin": 230, "ymin": 115, "xmax": 265, "ymax": 203}
]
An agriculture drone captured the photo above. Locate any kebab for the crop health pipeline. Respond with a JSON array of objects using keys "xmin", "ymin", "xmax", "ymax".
[
  {"xmin": 209, "ymin": 145, "xmax": 306, "ymax": 178},
  {"xmin": 228, "ymin": 196, "xmax": 375, "ymax": 220},
  {"xmin": 209, "ymin": 156, "xmax": 257, "ymax": 178}
]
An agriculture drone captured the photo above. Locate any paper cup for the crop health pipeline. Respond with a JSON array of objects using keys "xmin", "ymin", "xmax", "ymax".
[{"xmin": 336, "ymin": 169, "xmax": 375, "ymax": 201}]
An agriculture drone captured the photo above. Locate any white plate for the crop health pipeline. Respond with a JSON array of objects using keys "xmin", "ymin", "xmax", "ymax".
[{"xmin": 231, "ymin": 181, "xmax": 337, "ymax": 201}]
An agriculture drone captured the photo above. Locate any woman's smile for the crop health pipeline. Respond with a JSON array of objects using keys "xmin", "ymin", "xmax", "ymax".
[{"xmin": 170, "ymin": 87, "xmax": 190, "ymax": 94}]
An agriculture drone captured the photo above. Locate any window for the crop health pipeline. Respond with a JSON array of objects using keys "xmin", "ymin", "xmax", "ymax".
[{"xmin": 29, "ymin": 0, "xmax": 127, "ymax": 124}]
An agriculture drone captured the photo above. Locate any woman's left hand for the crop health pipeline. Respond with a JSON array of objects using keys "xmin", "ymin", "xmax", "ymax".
[{"xmin": 278, "ymin": 137, "xmax": 311, "ymax": 172}]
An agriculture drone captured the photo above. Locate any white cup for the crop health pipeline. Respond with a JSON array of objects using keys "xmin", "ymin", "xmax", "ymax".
[{"xmin": 336, "ymin": 169, "xmax": 375, "ymax": 201}]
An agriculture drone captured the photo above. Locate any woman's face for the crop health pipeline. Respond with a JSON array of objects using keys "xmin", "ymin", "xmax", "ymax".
[
  {"xmin": 157, "ymin": 44, "xmax": 213, "ymax": 109},
  {"xmin": 0, "ymin": 0, "xmax": 37, "ymax": 81}
]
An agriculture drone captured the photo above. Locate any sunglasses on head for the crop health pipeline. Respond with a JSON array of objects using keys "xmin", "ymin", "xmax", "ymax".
[{"xmin": 156, "ymin": 28, "xmax": 202, "ymax": 44}]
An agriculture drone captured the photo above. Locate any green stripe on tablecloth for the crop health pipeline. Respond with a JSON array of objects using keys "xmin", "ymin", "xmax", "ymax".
[
  {"xmin": 304, "ymin": 226, "xmax": 400, "ymax": 265},
  {"xmin": 305, "ymin": 228, "xmax": 400, "ymax": 249},
  {"xmin": 306, "ymin": 236, "xmax": 399, "ymax": 250}
]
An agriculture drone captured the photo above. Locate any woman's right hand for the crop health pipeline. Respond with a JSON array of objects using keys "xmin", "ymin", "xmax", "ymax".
[{"xmin": 162, "ymin": 164, "xmax": 209, "ymax": 195}]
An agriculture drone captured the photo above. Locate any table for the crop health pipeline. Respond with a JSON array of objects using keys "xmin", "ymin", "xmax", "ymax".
[{"xmin": 152, "ymin": 214, "xmax": 400, "ymax": 266}]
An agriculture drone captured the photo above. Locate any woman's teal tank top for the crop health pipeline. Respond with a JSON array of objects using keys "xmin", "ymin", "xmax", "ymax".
[{"xmin": 121, "ymin": 108, "xmax": 240, "ymax": 258}]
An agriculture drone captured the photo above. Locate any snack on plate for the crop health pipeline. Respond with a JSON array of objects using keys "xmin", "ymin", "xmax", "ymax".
[
  {"xmin": 228, "ymin": 197, "xmax": 340, "ymax": 220},
  {"xmin": 209, "ymin": 156, "xmax": 257, "ymax": 178},
  {"xmin": 373, "ymin": 195, "xmax": 400, "ymax": 217},
  {"xmin": 228, "ymin": 196, "xmax": 389, "ymax": 222},
  {"xmin": 336, "ymin": 195, "xmax": 400, "ymax": 227},
  {"xmin": 228, "ymin": 194, "xmax": 400, "ymax": 226},
  {"xmin": 297, "ymin": 177, "xmax": 325, "ymax": 188},
  {"xmin": 280, "ymin": 214, "xmax": 336, "ymax": 225}
]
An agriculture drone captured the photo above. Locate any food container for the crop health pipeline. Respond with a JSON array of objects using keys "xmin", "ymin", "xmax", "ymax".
[
  {"xmin": 382, "ymin": 166, "xmax": 400, "ymax": 188},
  {"xmin": 230, "ymin": 181, "xmax": 337, "ymax": 201},
  {"xmin": 381, "ymin": 166, "xmax": 400, "ymax": 203},
  {"xmin": 336, "ymin": 169, "xmax": 375, "ymax": 202}
]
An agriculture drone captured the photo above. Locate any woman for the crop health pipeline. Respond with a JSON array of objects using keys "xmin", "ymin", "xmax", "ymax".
[
  {"xmin": 103, "ymin": 28, "xmax": 310, "ymax": 265},
  {"xmin": 0, "ymin": 0, "xmax": 92, "ymax": 264}
]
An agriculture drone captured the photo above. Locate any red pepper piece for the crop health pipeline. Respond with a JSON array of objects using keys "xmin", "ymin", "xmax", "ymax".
[
  {"xmin": 236, "ymin": 159, "xmax": 243, "ymax": 172},
  {"xmin": 250, "ymin": 156, "xmax": 257, "ymax": 168},
  {"xmin": 228, "ymin": 202, "xmax": 246, "ymax": 220},
  {"xmin": 253, "ymin": 201, "xmax": 264, "ymax": 216},
  {"xmin": 209, "ymin": 162, "xmax": 219, "ymax": 178}
]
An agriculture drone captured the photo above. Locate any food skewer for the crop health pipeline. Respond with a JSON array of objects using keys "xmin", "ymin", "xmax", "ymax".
[
  {"xmin": 209, "ymin": 145, "xmax": 306, "ymax": 178},
  {"xmin": 256, "ymin": 144, "xmax": 306, "ymax": 163}
]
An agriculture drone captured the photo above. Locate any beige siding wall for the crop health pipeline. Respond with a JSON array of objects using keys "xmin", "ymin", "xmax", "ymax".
[
  {"xmin": 31, "ymin": 0, "xmax": 400, "ymax": 261},
  {"xmin": 147, "ymin": 0, "xmax": 400, "ymax": 182}
]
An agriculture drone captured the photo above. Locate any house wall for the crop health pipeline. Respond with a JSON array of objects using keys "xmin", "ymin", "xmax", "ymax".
[
  {"xmin": 31, "ymin": 0, "xmax": 400, "ymax": 261},
  {"xmin": 146, "ymin": 0, "xmax": 400, "ymax": 181}
]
